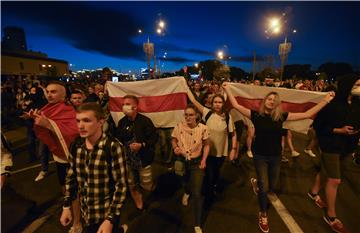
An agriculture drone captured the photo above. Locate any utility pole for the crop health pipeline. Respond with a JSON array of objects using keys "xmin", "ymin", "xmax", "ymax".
[{"xmin": 252, "ymin": 51, "xmax": 256, "ymax": 81}]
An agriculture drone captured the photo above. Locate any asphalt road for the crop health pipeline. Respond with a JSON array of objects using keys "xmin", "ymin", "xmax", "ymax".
[{"xmin": 2, "ymin": 129, "xmax": 360, "ymax": 233}]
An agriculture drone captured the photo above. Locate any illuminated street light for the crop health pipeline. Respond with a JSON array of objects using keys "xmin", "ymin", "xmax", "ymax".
[
  {"xmin": 270, "ymin": 18, "xmax": 280, "ymax": 28},
  {"xmin": 158, "ymin": 20, "xmax": 165, "ymax": 29},
  {"xmin": 194, "ymin": 63, "xmax": 199, "ymax": 68},
  {"xmin": 156, "ymin": 28, "xmax": 162, "ymax": 34},
  {"xmin": 217, "ymin": 51, "xmax": 224, "ymax": 60},
  {"xmin": 138, "ymin": 29, "xmax": 142, "ymax": 34}
]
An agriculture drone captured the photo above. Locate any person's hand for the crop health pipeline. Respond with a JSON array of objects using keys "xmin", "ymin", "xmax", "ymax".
[
  {"xmin": 173, "ymin": 147, "xmax": 183, "ymax": 156},
  {"xmin": 324, "ymin": 91, "xmax": 335, "ymax": 103},
  {"xmin": 199, "ymin": 159, "xmax": 206, "ymax": 169},
  {"xmin": 334, "ymin": 126, "xmax": 359, "ymax": 135},
  {"xmin": 33, "ymin": 110, "xmax": 50, "ymax": 129},
  {"xmin": 222, "ymin": 82, "xmax": 229, "ymax": 89},
  {"xmin": 129, "ymin": 142, "xmax": 142, "ymax": 153},
  {"xmin": 60, "ymin": 208, "xmax": 72, "ymax": 226},
  {"xmin": 96, "ymin": 219, "xmax": 113, "ymax": 233}
]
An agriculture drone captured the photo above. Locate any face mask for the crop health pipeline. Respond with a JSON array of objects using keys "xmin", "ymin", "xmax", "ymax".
[
  {"xmin": 122, "ymin": 105, "xmax": 134, "ymax": 115},
  {"xmin": 351, "ymin": 86, "xmax": 360, "ymax": 96}
]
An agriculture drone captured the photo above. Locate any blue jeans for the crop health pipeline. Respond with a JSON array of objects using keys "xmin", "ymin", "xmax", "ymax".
[
  {"xmin": 253, "ymin": 154, "xmax": 281, "ymax": 212},
  {"xmin": 183, "ymin": 158, "xmax": 205, "ymax": 226}
]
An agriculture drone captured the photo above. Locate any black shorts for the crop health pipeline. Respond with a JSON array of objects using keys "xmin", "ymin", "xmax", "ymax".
[{"xmin": 56, "ymin": 162, "xmax": 69, "ymax": 186}]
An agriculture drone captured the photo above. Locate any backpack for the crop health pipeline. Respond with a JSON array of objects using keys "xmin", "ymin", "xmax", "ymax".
[{"xmin": 69, "ymin": 135, "xmax": 118, "ymax": 193}]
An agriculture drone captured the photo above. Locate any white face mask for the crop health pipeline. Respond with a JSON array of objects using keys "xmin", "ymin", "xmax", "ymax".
[
  {"xmin": 122, "ymin": 105, "xmax": 134, "ymax": 115},
  {"xmin": 351, "ymin": 86, "xmax": 360, "ymax": 96}
]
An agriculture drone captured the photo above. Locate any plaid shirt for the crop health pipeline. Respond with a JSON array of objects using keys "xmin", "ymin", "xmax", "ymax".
[{"xmin": 64, "ymin": 133, "xmax": 127, "ymax": 225}]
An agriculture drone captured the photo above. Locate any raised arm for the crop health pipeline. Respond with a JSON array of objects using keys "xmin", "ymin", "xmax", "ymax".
[
  {"xmin": 222, "ymin": 82, "xmax": 251, "ymax": 119},
  {"xmin": 186, "ymin": 88, "xmax": 204, "ymax": 114},
  {"xmin": 287, "ymin": 91, "xmax": 335, "ymax": 121}
]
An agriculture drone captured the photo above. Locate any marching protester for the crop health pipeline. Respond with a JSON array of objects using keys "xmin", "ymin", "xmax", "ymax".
[
  {"xmin": 26, "ymin": 81, "xmax": 82, "ymax": 233},
  {"xmin": 60, "ymin": 103, "xmax": 127, "ymax": 233},
  {"xmin": 171, "ymin": 104, "xmax": 210, "ymax": 233},
  {"xmin": 114, "ymin": 95, "xmax": 158, "ymax": 210},
  {"xmin": 309, "ymin": 75, "xmax": 360, "ymax": 233},
  {"xmin": 223, "ymin": 82, "xmax": 335, "ymax": 233},
  {"xmin": 187, "ymin": 89, "xmax": 237, "ymax": 206}
]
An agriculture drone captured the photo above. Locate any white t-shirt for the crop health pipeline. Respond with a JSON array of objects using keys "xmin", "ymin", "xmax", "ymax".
[{"xmin": 203, "ymin": 107, "xmax": 235, "ymax": 157}]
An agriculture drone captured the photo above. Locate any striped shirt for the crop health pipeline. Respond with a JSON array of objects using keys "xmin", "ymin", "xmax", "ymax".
[
  {"xmin": 64, "ymin": 133, "xmax": 127, "ymax": 225},
  {"xmin": 171, "ymin": 121, "xmax": 209, "ymax": 159}
]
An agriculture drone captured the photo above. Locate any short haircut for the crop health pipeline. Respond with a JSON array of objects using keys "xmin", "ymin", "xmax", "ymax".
[
  {"xmin": 76, "ymin": 102, "xmax": 105, "ymax": 120},
  {"xmin": 46, "ymin": 81, "xmax": 66, "ymax": 88},
  {"xmin": 123, "ymin": 95, "xmax": 139, "ymax": 105}
]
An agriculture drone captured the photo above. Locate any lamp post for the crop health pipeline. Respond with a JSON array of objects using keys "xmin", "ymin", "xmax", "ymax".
[
  {"xmin": 265, "ymin": 15, "xmax": 296, "ymax": 81},
  {"xmin": 139, "ymin": 18, "xmax": 166, "ymax": 79}
]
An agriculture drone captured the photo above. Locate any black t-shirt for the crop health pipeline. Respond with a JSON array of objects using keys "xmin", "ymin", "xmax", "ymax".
[{"xmin": 251, "ymin": 110, "xmax": 288, "ymax": 156}]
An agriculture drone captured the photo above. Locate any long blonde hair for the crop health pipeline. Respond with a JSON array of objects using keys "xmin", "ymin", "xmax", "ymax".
[{"xmin": 259, "ymin": 92, "xmax": 284, "ymax": 121}]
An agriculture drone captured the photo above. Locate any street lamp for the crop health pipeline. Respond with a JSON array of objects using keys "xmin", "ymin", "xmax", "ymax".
[
  {"xmin": 139, "ymin": 18, "xmax": 167, "ymax": 79},
  {"xmin": 265, "ymin": 16, "xmax": 296, "ymax": 81}
]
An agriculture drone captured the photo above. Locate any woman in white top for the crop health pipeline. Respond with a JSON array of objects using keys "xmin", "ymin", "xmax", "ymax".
[
  {"xmin": 171, "ymin": 105, "xmax": 210, "ymax": 233},
  {"xmin": 187, "ymin": 89, "xmax": 237, "ymax": 204}
]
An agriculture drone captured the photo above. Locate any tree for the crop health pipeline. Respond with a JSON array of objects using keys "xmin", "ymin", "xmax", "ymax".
[
  {"xmin": 318, "ymin": 62, "xmax": 353, "ymax": 80},
  {"xmin": 213, "ymin": 65, "xmax": 230, "ymax": 81},
  {"xmin": 283, "ymin": 64, "xmax": 312, "ymax": 80}
]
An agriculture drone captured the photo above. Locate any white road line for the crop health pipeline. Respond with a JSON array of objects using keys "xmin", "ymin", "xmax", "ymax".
[
  {"xmin": 21, "ymin": 214, "xmax": 51, "ymax": 233},
  {"xmin": 268, "ymin": 193, "xmax": 304, "ymax": 233},
  {"xmin": 12, "ymin": 161, "xmax": 56, "ymax": 174}
]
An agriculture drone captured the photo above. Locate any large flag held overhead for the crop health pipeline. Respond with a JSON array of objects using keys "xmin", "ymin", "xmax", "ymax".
[
  {"xmin": 226, "ymin": 83, "xmax": 327, "ymax": 134},
  {"xmin": 107, "ymin": 76, "xmax": 188, "ymax": 127}
]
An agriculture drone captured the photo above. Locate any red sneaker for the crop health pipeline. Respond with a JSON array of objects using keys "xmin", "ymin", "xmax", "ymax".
[
  {"xmin": 323, "ymin": 216, "xmax": 348, "ymax": 233},
  {"xmin": 258, "ymin": 213, "xmax": 269, "ymax": 233},
  {"xmin": 307, "ymin": 192, "xmax": 327, "ymax": 208}
]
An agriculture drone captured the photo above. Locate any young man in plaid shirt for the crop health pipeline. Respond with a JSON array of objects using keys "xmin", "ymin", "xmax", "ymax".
[{"xmin": 60, "ymin": 103, "xmax": 127, "ymax": 233}]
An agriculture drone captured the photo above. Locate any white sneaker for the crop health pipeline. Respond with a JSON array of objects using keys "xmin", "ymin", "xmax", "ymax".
[
  {"xmin": 247, "ymin": 150, "xmax": 254, "ymax": 158},
  {"xmin": 34, "ymin": 171, "xmax": 48, "ymax": 182},
  {"xmin": 304, "ymin": 149, "xmax": 316, "ymax": 157},
  {"xmin": 291, "ymin": 151, "xmax": 300, "ymax": 157},
  {"xmin": 194, "ymin": 226, "xmax": 203, "ymax": 233},
  {"xmin": 68, "ymin": 225, "xmax": 83, "ymax": 233},
  {"xmin": 182, "ymin": 193, "xmax": 190, "ymax": 206}
]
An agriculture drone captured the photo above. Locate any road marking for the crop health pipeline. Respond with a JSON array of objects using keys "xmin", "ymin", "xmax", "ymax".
[
  {"xmin": 21, "ymin": 214, "xmax": 51, "ymax": 233},
  {"xmin": 12, "ymin": 161, "xmax": 56, "ymax": 175},
  {"xmin": 268, "ymin": 193, "xmax": 304, "ymax": 233}
]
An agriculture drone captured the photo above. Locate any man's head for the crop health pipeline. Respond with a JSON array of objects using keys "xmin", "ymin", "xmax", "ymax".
[
  {"xmin": 336, "ymin": 74, "xmax": 360, "ymax": 101},
  {"xmin": 122, "ymin": 95, "xmax": 139, "ymax": 117},
  {"xmin": 76, "ymin": 103, "xmax": 105, "ymax": 138},
  {"xmin": 70, "ymin": 90, "xmax": 85, "ymax": 107},
  {"xmin": 45, "ymin": 81, "xmax": 66, "ymax": 104}
]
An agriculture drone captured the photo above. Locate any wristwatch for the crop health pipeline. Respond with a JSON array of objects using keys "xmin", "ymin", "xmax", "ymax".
[{"xmin": 106, "ymin": 215, "xmax": 114, "ymax": 224}]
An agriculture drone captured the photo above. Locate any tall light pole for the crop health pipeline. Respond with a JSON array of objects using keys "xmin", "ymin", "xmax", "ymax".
[
  {"xmin": 265, "ymin": 15, "xmax": 296, "ymax": 81},
  {"xmin": 139, "ymin": 18, "xmax": 167, "ymax": 79}
]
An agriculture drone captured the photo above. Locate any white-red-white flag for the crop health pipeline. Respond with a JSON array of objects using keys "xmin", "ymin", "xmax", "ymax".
[
  {"xmin": 226, "ymin": 83, "xmax": 327, "ymax": 134},
  {"xmin": 107, "ymin": 77, "xmax": 188, "ymax": 127}
]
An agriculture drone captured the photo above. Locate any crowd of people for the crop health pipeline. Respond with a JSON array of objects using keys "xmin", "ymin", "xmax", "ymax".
[{"xmin": 1, "ymin": 74, "xmax": 360, "ymax": 233}]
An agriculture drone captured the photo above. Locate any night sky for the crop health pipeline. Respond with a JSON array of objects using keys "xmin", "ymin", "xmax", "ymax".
[{"xmin": 2, "ymin": 1, "xmax": 360, "ymax": 73}]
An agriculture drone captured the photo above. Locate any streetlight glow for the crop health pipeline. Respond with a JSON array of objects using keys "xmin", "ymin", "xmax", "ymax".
[
  {"xmin": 194, "ymin": 63, "xmax": 199, "ymax": 68},
  {"xmin": 273, "ymin": 26, "xmax": 281, "ymax": 34},
  {"xmin": 138, "ymin": 29, "xmax": 142, "ymax": 34},
  {"xmin": 159, "ymin": 20, "xmax": 165, "ymax": 29},
  {"xmin": 217, "ymin": 51, "xmax": 224, "ymax": 59},
  {"xmin": 156, "ymin": 28, "xmax": 162, "ymax": 34},
  {"xmin": 270, "ymin": 18, "xmax": 280, "ymax": 28}
]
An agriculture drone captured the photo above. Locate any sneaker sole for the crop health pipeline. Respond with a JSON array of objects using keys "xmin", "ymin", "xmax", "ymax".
[
  {"xmin": 307, "ymin": 193, "xmax": 326, "ymax": 208},
  {"xmin": 258, "ymin": 223, "xmax": 269, "ymax": 233},
  {"xmin": 323, "ymin": 217, "xmax": 343, "ymax": 233}
]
